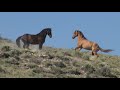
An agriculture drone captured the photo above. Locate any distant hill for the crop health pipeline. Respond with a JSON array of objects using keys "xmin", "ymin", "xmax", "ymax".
[{"xmin": 0, "ymin": 37, "xmax": 120, "ymax": 78}]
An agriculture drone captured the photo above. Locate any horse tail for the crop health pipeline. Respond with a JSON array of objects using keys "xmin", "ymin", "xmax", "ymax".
[
  {"xmin": 16, "ymin": 36, "xmax": 22, "ymax": 48},
  {"xmin": 99, "ymin": 47, "xmax": 113, "ymax": 53}
]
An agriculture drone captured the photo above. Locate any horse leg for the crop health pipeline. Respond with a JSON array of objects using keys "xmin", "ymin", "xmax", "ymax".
[
  {"xmin": 23, "ymin": 42, "xmax": 28, "ymax": 49},
  {"xmin": 78, "ymin": 48, "xmax": 82, "ymax": 51},
  {"xmin": 95, "ymin": 49, "xmax": 99, "ymax": 57},
  {"xmin": 75, "ymin": 45, "xmax": 82, "ymax": 51},
  {"xmin": 92, "ymin": 52, "xmax": 94, "ymax": 55},
  {"xmin": 26, "ymin": 43, "xmax": 30, "ymax": 49},
  {"xmin": 39, "ymin": 43, "xmax": 43, "ymax": 50},
  {"xmin": 92, "ymin": 48, "xmax": 99, "ymax": 57},
  {"xmin": 23, "ymin": 43, "xmax": 28, "ymax": 49},
  {"xmin": 23, "ymin": 42, "xmax": 26, "ymax": 49},
  {"xmin": 92, "ymin": 51, "xmax": 99, "ymax": 57},
  {"xmin": 75, "ymin": 47, "xmax": 79, "ymax": 50},
  {"xmin": 92, "ymin": 43, "xmax": 99, "ymax": 57},
  {"xmin": 23, "ymin": 44, "xmax": 26, "ymax": 48},
  {"xmin": 21, "ymin": 39, "xmax": 26, "ymax": 49}
]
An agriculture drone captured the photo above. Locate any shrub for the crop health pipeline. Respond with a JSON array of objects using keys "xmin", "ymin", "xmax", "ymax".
[
  {"xmin": 0, "ymin": 66, "xmax": 6, "ymax": 73},
  {"xmin": 54, "ymin": 62, "xmax": 66, "ymax": 68},
  {"xmin": 96, "ymin": 67, "xmax": 117, "ymax": 78},
  {"xmin": 1, "ymin": 52, "xmax": 10, "ymax": 58},
  {"xmin": 82, "ymin": 64, "xmax": 95, "ymax": 73},
  {"xmin": 33, "ymin": 67, "xmax": 43, "ymax": 73},
  {"xmin": 1, "ymin": 46, "xmax": 11, "ymax": 52}
]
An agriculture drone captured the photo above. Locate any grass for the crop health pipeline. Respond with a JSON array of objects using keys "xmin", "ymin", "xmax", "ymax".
[{"xmin": 0, "ymin": 37, "xmax": 120, "ymax": 78}]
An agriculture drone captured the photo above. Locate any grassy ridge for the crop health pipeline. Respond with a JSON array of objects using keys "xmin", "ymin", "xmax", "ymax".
[{"xmin": 0, "ymin": 37, "xmax": 120, "ymax": 78}]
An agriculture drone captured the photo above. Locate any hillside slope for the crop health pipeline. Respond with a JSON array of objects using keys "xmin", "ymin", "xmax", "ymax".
[{"xmin": 0, "ymin": 37, "xmax": 120, "ymax": 78}]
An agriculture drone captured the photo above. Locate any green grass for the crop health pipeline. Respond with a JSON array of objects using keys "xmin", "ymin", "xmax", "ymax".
[{"xmin": 0, "ymin": 37, "xmax": 120, "ymax": 78}]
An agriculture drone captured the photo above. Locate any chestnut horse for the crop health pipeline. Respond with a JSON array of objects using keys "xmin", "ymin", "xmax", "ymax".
[
  {"xmin": 72, "ymin": 30, "xmax": 113, "ymax": 57},
  {"xmin": 16, "ymin": 28, "xmax": 52, "ymax": 49}
]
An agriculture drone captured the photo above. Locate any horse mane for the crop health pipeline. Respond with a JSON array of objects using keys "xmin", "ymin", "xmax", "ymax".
[
  {"xmin": 78, "ymin": 31, "xmax": 87, "ymax": 40},
  {"xmin": 37, "ymin": 28, "xmax": 51, "ymax": 35}
]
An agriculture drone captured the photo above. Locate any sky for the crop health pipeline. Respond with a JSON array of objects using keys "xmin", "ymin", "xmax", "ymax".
[{"xmin": 0, "ymin": 12, "xmax": 120, "ymax": 56}]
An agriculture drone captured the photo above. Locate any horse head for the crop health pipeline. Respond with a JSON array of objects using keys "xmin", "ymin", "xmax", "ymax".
[
  {"xmin": 72, "ymin": 30, "xmax": 79, "ymax": 39},
  {"xmin": 46, "ymin": 28, "xmax": 52, "ymax": 38},
  {"xmin": 72, "ymin": 30, "xmax": 87, "ymax": 39},
  {"xmin": 39, "ymin": 28, "xmax": 52, "ymax": 38}
]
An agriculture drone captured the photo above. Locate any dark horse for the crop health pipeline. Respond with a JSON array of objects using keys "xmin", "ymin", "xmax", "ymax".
[{"xmin": 16, "ymin": 28, "xmax": 52, "ymax": 49}]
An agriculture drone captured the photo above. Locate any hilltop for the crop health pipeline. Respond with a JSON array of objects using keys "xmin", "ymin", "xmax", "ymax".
[{"xmin": 0, "ymin": 36, "xmax": 120, "ymax": 78}]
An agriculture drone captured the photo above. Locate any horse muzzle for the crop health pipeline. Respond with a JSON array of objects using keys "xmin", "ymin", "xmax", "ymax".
[
  {"xmin": 49, "ymin": 35, "xmax": 52, "ymax": 38},
  {"xmin": 72, "ymin": 36, "xmax": 75, "ymax": 39}
]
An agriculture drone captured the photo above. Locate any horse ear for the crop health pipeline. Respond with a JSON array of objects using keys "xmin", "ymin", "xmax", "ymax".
[
  {"xmin": 76, "ymin": 30, "xmax": 79, "ymax": 33},
  {"xmin": 79, "ymin": 31, "xmax": 82, "ymax": 34},
  {"xmin": 75, "ymin": 30, "xmax": 78, "ymax": 33},
  {"xmin": 46, "ymin": 28, "xmax": 51, "ymax": 34}
]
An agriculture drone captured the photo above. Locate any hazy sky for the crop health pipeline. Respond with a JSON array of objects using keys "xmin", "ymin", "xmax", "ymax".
[{"xmin": 0, "ymin": 12, "xmax": 120, "ymax": 56}]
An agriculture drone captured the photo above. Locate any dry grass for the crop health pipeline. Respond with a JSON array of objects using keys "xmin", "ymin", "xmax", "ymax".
[{"xmin": 0, "ymin": 37, "xmax": 120, "ymax": 78}]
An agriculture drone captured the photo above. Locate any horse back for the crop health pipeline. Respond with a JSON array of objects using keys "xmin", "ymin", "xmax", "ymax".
[{"xmin": 22, "ymin": 34, "xmax": 44, "ymax": 44}]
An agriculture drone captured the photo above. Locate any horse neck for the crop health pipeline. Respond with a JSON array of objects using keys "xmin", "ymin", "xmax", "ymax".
[
  {"xmin": 38, "ymin": 31, "xmax": 47, "ymax": 39},
  {"xmin": 78, "ymin": 34, "xmax": 85, "ymax": 41}
]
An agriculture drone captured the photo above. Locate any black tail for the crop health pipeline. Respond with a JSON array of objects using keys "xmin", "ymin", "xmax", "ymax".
[
  {"xmin": 99, "ymin": 47, "xmax": 113, "ymax": 53},
  {"xmin": 16, "ymin": 36, "xmax": 22, "ymax": 48}
]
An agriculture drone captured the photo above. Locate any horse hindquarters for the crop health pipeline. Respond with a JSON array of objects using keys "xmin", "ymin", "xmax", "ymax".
[
  {"xmin": 91, "ymin": 43, "xmax": 99, "ymax": 56},
  {"xmin": 16, "ymin": 36, "xmax": 22, "ymax": 47}
]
